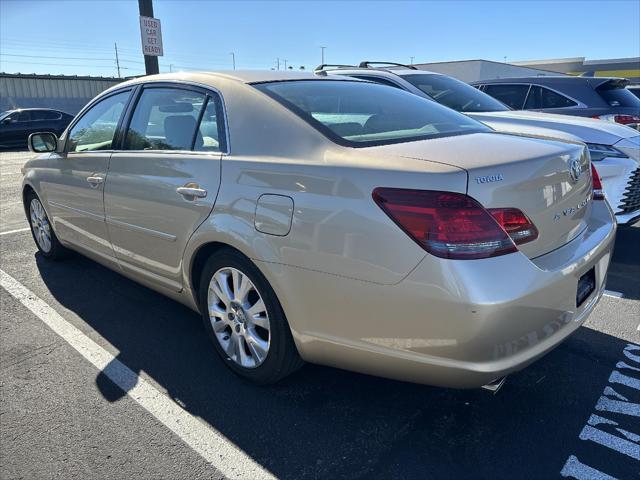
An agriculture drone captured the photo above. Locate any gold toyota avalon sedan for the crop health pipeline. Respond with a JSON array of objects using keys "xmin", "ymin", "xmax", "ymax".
[{"xmin": 23, "ymin": 71, "xmax": 615, "ymax": 390}]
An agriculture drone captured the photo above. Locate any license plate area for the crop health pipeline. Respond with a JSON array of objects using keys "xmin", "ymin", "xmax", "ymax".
[{"xmin": 577, "ymin": 267, "xmax": 596, "ymax": 308}]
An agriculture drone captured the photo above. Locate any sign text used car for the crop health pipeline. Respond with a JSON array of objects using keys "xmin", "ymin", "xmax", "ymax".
[{"xmin": 139, "ymin": 16, "xmax": 163, "ymax": 57}]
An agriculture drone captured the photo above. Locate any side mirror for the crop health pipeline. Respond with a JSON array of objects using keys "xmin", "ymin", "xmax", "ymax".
[
  {"xmin": 1, "ymin": 118, "xmax": 13, "ymax": 125},
  {"xmin": 28, "ymin": 132, "xmax": 58, "ymax": 153}
]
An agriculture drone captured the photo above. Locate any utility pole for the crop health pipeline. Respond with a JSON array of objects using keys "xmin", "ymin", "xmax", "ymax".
[
  {"xmin": 114, "ymin": 42, "xmax": 121, "ymax": 78},
  {"xmin": 230, "ymin": 52, "xmax": 236, "ymax": 70},
  {"xmin": 169, "ymin": 64, "xmax": 174, "ymax": 72},
  {"xmin": 138, "ymin": 0, "xmax": 159, "ymax": 75},
  {"xmin": 283, "ymin": 59, "xmax": 287, "ymax": 70},
  {"xmin": 276, "ymin": 57, "xmax": 280, "ymax": 70},
  {"xmin": 410, "ymin": 56, "xmax": 414, "ymax": 65},
  {"xmin": 320, "ymin": 46, "xmax": 326, "ymax": 64}
]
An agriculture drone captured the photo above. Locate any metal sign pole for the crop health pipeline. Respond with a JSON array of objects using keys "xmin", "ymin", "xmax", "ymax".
[{"xmin": 138, "ymin": 0, "xmax": 160, "ymax": 75}]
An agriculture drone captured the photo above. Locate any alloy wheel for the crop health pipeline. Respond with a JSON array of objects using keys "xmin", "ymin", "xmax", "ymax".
[
  {"xmin": 30, "ymin": 198, "xmax": 52, "ymax": 253},
  {"xmin": 207, "ymin": 267, "xmax": 271, "ymax": 368}
]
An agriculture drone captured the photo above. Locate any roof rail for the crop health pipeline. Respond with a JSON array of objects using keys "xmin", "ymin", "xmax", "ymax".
[
  {"xmin": 314, "ymin": 64, "xmax": 358, "ymax": 72},
  {"xmin": 358, "ymin": 61, "xmax": 418, "ymax": 70}
]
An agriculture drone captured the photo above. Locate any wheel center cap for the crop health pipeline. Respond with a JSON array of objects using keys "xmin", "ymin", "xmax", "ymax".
[{"xmin": 229, "ymin": 302, "xmax": 246, "ymax": 323}]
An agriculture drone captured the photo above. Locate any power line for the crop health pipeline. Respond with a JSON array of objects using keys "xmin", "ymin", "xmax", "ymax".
[
  {"xmin": 0, "ymin": 59, "xmax": 138, "ymax": 69},
  {"xmin": 0, "ymin": 53, "xmax": 115, "ymax": 61}
]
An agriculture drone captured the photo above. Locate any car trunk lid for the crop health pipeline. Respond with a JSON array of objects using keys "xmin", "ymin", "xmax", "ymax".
[{"xmin": 366, "ymin": 132, "xmax": 592, "ymax": 259}]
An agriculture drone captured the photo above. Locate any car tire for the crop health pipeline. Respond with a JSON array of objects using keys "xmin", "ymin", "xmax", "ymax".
[
  {"xmin": 198, "ymin": 248, "xmax": 304, "ymax": 384},
  {"xmin": 26, "ymin": 191, "xmax": 68, "ymax": 260}
]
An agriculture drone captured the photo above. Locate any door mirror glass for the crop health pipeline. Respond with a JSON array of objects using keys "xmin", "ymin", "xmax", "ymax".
[{"xmin": 28, "ymin": 132, "xmax": 58, "ymax": 153}]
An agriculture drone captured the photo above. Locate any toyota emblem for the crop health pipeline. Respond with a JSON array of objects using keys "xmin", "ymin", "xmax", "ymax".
[{"xmin": 569, "ymin": 159, "xmax": 582, "ymax": 182}]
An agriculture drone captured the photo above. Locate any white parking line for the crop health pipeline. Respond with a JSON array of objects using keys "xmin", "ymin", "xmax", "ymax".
[
  {"xmin": 0, "ymin": 227, "xmax": 30, "ymax": 236},
  {"xmin": 603, "ymin": 290, "xmax": 624, "ymax": 299},
  {"xmin": 0, "ymin": 269, "xmax": 276, "ymax": 480}
]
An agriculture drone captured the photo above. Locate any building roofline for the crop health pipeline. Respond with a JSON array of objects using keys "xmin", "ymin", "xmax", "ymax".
[
  {"xmin": 512, "ymin": 56, "xmax": 640, "ymax": 66},
  {"xmin": 413, "ymin": 59, "xmax": 566, "ymax": 76},
  {"xmin": 512, "ymin": 57, "xmax": 586, "ymax": 66}
]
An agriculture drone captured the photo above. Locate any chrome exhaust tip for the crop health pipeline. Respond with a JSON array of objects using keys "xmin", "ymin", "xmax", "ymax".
[{"xmin": 481, "ymin": 376, "xmax": 507, "ymax": 394}]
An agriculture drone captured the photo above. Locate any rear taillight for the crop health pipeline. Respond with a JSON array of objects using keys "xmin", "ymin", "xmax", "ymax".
[
  {"xmin": 487, "ymin": 208, "xmax": 538, "ymax": 245},
  {"xmin": 591, "ymin": 164, "xmax": 605, "ymax": 200},
  {"xmin": 592, "ymin": 114, "xmax": 640, "ymax": 125},
  {"xmin": 372, "ymin": 188, "xmax": 519, "ymax": 260}
]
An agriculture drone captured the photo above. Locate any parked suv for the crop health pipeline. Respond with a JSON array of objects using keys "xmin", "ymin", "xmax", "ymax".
[
  {"xmin": 318, "ymin": 63, "xmax": 640, "ymax": 224},
  {"xmin": 0, "ymin": 108, "xmax": 73, "ymax": 149},
  {"xmin": 473, "ymin": 76, "xmax": 640, "ymax": 129}
]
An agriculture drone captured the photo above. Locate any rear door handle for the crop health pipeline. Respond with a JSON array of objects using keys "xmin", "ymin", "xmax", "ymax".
[
  {"xmin": 86, "ymin": 176, "xmax": 104, "ymax": 185},
  {"xmin": 176, "ymin": 186, "xmax": 208, "ymax": 199}
]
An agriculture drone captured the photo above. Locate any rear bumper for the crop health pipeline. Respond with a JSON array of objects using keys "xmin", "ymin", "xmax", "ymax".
[{"xmin": 275, "ymin": 201, "xmax": 616, "ymax": 388}]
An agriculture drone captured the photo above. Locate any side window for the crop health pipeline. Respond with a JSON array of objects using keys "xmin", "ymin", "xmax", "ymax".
[
  {"xmin": 194, "ymin": 94, "xmax": 225, "ymax": 152},
  {"xmin": 16, "ymin": 111, "xmax": 31, "ymax": 122},
  {"xmin": 41, "ymin": 110, "xmax": 62, "ymax": 120},
  {"xmin": 524, "ymin": 85, "xmax": 542, "ymax": 109},
  {"xmin": 539, "ymin": 87, "xmax": 577, "ymax": 109},
  {"xmin": 31, "ymin": 111, "xmax": 46, "ymax": 121},
  {"xmin": 67, "ymin": 91, "xmax": 131, "ymax": 152},
  {"xmin": 483, "ymin": 84, "xmax": 530, "ymax": 109},
  {"xmin": 124, "ymin": 88, "xmax": 206, "ymax": 151}
]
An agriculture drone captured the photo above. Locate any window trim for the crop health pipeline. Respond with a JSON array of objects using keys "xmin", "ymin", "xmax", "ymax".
[
  {"xmin": 118, "ymin": 81, "xmax": 229, "ymax": 155},
  {"xmin": 64, "ymin": 88, "xmax": 134, "ymax": 154}
]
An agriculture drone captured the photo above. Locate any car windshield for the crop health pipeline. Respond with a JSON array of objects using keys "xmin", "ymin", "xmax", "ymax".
[
  {"xmin": 254, "ymin": 80, "xmax": 490, "ymax": 147},
  {"xmin": 402, "ymin": 74, "xmax": 510, "ymax": 113},
  {"xmin": 0, "ymin": 111, "xmax": 12, "ymax": 121}
]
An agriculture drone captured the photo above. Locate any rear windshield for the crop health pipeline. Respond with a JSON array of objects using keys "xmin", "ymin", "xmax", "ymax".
[
  {"xmin": 403, "ymin": 74, "xmax": 510, "ymax": 113},
  {"xmin": 254, "ymin": 80, "xmax": 490, "ymax": 147},
  {"xmin": 597, "ymin": 84, "xmax": 640, "ymax": 108}
]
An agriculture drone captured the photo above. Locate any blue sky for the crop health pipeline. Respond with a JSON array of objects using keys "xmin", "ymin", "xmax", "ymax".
[{"xmin": 1, "ymin": 0, "xmax": 639, "ymax": 77}]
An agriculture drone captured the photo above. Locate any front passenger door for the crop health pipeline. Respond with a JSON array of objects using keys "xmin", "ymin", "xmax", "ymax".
[
  {"xmin": 105, "ymin": 85, "xmax": 226, "ymax": 292},
  {"xmin": 44, "ymin": 90, "xmax": 132, "ymax": 261}
]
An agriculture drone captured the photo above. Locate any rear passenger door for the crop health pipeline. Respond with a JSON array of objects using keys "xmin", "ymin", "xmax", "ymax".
[{"xmin": 104, "ymin": 84, "xmax": 226, "ymax": 292}]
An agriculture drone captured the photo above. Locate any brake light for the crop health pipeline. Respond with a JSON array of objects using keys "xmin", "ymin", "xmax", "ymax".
[
  {"xmin": 487, "ymin": 208, "xmax": 538, "ymax": 245},
  {"xmin": 592, "ymin": 114, "xmax": 640, "ymax": 125},
  {"xmin": 372, "ymin": 188, "xmax": 518, "ymax": 260},
  {"xmin": 591, "ymin": 164, "xmax": 605, "ymax": 200}
]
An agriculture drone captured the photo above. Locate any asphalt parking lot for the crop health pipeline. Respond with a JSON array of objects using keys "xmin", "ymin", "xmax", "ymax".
[{"xmin": 1, "ymin": 150, "xmax": 638, "ymax": 480}]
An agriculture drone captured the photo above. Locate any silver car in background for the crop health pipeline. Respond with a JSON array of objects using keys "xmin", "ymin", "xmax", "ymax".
[
  {"xmin": 23, "ymin": 71, "xmax": 615, "ymax": 389},
  {"xmin": 321, "ymin": 64, "xmax": 640, "ymax": 224}
]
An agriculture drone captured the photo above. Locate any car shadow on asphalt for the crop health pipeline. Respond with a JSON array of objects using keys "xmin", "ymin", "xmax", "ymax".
[{"xmin": 35, "ymin": 253, "xmax": 638, "ymax": 480}]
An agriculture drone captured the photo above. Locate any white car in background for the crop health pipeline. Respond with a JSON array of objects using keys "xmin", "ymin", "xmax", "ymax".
[{"xmin": 320, "ymin": 63, "xmax": 640, "ymax": 224}]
